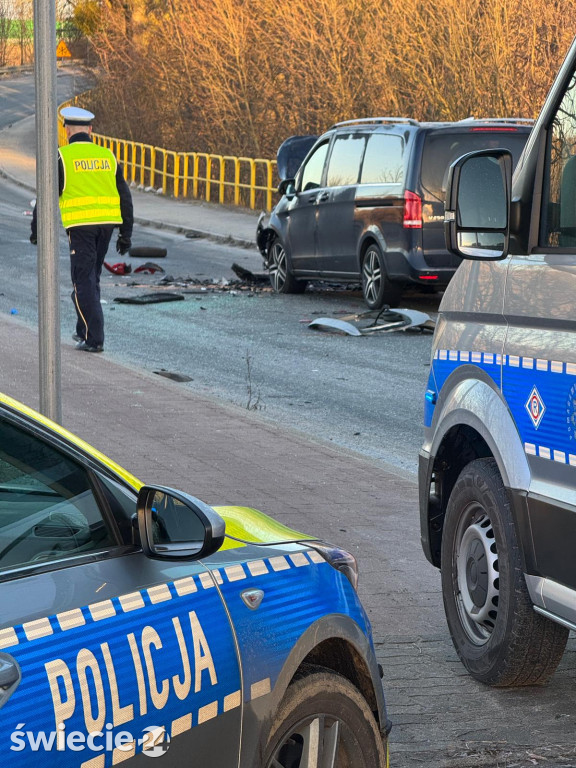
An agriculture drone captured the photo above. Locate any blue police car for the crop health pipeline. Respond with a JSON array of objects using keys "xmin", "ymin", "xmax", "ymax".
[{"xmin": 0, "ymin": 392, "xmax": 389, "ymax": 766}]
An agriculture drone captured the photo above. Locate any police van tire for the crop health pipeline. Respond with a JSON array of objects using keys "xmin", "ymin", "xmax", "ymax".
[
  {"xmin": 264, "ymin": 665, "xmax": 387, "ymax": 768},
  {"xmin": 441, "ymin": 457, "xmax": 569, "ymax": 687},
  {"xmin": 267, "ymin": 239, "xmax": 307, "ymax": 295},
  {"xmin": 361, "ymin": 243, "xmax": 401, "ymax": 310}
]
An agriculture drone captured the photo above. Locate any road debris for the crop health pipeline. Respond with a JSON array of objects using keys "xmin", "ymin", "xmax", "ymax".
[
  {"xmin": 129, "ymin": 246, "xmax": 167, "ymax": 258},
  {"xmin": 113, "ymin": 292, "xmax": 185, "ymax": 305},
  {"xmin": 153, "ymin": 369, "xmax": 193, "ymax": 382},
  {"xmin": 231, "ymin": 263, "xmax": 269, "ymax": 284},
  {"xmin": 308, "ymin": 308, "xmax": 434, "ymax": 336},
  {"xmin": 104, "ymin": 262, "xmax": 132, "ymax": 275},
  {"xmin": 133, "ymin": 262, "xmax": 165, "ymax": 275},
  {"xmin": 309, "ymin": 318, "xmax": 363, "ymax": 336}
]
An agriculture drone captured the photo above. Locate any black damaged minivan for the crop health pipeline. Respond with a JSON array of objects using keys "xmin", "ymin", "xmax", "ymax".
[{"xmin": 257, "ymin": 117, "xmax": 532, "ymax": 308}]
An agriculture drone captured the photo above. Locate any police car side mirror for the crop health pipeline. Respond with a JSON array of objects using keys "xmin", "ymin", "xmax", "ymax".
[
  {"xmin": 137, "ymin": 485, "xmax": 225, "ymax": 560},
  {"xmin": 444, "ymin": 149, "xmax": 512, "ymax": 261}
]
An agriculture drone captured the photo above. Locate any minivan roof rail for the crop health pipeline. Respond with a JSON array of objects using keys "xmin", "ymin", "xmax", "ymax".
[
  {"xmin": 331, "ymin": 117, "xmax": 420, "ymax": 128},
  {"xmin": 457, "ymin": 117, "xmax": 535, "ymax": 125}
]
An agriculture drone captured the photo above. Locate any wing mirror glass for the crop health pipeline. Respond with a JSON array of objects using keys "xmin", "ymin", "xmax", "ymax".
[
  {"xmin": 445, "ymin": 149, "xmax": 512, "ymax": 260},
  {"xmin": 137, "ymin": 485, "xmax": 225, "ymax": 560},
  {"xmin": 278, "ymin": 177, "xmax": 296, "ymax": 198}
]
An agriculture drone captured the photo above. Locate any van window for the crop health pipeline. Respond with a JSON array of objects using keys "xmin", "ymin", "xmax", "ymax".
[
  {"xmin": 360, "ymin": 133, "xmax": 405, "ymax": 184},
  {"xmin": 326, "ymin": 134, "xmax": 366, "ymax": 187},
  {"xmin": 298, "ymin": 141, "xmax": 329, "ymax": 192},
  {"xmin": 542, "ymin": 71, "xmax": 576, "ymax": 247},
  {"xmin": 420, "ymin": 131, "xmax": 528, "ymax": 203}
]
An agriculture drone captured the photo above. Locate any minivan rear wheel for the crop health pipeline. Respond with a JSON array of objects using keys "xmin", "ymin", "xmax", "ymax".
[
  {"xmin": 441, "ymin": 457, "xmax": 569, "ymax": 686},
  {"xmin": 361, "ymin": 244, "xmax": 401, "ymax": 309},
  {"xmin": 268, "ymin": 239, "xmax": 307, "ymax": 295}
]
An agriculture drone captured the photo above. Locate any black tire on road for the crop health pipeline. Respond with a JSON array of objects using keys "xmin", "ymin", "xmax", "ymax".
[
  {"xmin": 441, "ymin": 457, "xmax": 569, "ymax": 687},
  {"xmin": 264, "ymin": 665, "xmax": 387, "ymax": 768},
  {"xmin": 361, "ymin": 243, "xmax": 401, "ymax": 310},
  {"xmin": 129, "ymin": 246, "xmax": 168, "ymax": 258},
  {"xmin": 268, "ymin": 239, "xmax": 307, "ymax": 295}
]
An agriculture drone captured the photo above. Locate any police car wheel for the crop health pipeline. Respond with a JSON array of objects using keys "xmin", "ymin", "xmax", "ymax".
[
  {"xmin": 361, "ymin": 244, "xmax": 401, "ymax": 310},
  {"xmin": 264, "ymin": 665, "xmax": 387, "ymax": 768},
  {"xmin": 441, "ymin": 457, "xmax": 569, "ymax": 687},
  {"xmin": 268, "ymin": 239, "xmax": 307, "ymax": 295}
]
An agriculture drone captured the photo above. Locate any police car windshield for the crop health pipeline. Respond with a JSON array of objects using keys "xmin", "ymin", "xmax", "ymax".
[{"xmin": 420, "ymin": 130, "xmax": 529, "ymax": 203}]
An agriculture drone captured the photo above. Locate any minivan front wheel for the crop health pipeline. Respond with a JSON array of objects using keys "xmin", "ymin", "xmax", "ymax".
[
  {"xmin": 441, "ymin": 457, "xmax": 568, "ymax": 686},
  {"xmin": 268, "ymin": 239, "xmax": 307, "ymax": 295},
  {"xmin": 361, "ymin": 244, "xmax": 401, "ymax": 309}
]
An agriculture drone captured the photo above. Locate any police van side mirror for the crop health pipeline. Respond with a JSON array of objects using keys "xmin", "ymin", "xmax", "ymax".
[
  {"xmin": 445, "ymin": 149, "xmax": 512, "ymax": 261},
  {"xmin": 137, "ymin": 485, "xmax": 225, "ymax": 560}
]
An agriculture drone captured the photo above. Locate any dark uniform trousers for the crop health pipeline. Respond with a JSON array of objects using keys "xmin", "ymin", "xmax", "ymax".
[{"xmin": 68, "ymin": 225, "xmax": 114, "ymax": 348}]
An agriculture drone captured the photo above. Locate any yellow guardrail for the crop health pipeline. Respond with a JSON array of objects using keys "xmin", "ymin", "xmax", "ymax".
[{"xmin": 58, "ymin": 97, "xmax": 277, "ymax": 211}]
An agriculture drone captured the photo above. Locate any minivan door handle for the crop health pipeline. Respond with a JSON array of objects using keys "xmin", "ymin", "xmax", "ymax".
[{"xmin": 317, "ymin": 192, "xmax": 330, "ymax": 203}]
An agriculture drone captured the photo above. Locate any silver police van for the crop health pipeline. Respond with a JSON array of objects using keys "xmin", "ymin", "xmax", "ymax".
[{"xmin": 420, "ymin": 36, "xmax": 576, "ymax": 686}]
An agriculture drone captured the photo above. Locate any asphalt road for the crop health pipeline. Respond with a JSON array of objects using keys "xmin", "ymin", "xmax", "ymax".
[
  {"xmin": 0, "ymin": 70, "xmax": 438, "ymax": 473},
  {"xmin": 0, "ymin": 174, "xmax": 439, "ymax": 474},
  {"xmin": 0, "ymin": 67, "xmax": 92, "ymax": 129}
]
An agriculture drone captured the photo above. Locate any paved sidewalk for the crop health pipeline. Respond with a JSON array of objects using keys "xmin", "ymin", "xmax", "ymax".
[{"xmin": 0, "ymin": 115, "xmax": 260, "ymax": 246}]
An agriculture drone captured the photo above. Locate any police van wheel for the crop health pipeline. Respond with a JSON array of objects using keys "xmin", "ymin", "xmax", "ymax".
[
  {"xmin": 361, "ymin": 244, "xmax": 401, "ymax": 310},
  {"xmin": 268, "ymin": 239, "xmax": 307, "ymax": 295},
  {"xmin": 264, "ymin": 665, "xmax": 387, "ymax": 768},
  {"xmin": 441, "ymin": 457, "xmax": 569, "ymax": 687}
]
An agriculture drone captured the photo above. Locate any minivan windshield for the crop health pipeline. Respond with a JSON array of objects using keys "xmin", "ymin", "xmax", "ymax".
[{"xmin": 420, "ymin": 130, "xmax": 529, "ymax": 203}]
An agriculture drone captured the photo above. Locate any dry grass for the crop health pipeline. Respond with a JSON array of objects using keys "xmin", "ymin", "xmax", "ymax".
[{"xmin": 77, "ymin": 0, "xmax": 576, "ymax": 157}]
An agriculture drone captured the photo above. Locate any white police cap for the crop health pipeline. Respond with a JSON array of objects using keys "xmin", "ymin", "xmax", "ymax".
[{"xmin": 61, "ymin": 106, "xmax": 95, "ymax": 125}]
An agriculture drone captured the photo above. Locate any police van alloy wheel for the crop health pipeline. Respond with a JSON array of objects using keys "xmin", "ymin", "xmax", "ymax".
[
  {"xmin": 361, "ymin": 244, "xmax": 400, "ymax": 310},
  {"xmin": 264, "ymin": 666, "xmax": 387, "ymax": 768},
  {"xmin": 268, "ymin": 239, "xmax": 306, "ymax": 295},
  {"xmin": 441, "ymin": 458, "xmax": 569, "ymax": 686}
]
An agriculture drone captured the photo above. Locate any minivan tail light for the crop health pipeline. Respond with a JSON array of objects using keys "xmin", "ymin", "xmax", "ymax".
[{"xmin": 403, "ymin": 190, "xmax": 422, "ymax": 228}]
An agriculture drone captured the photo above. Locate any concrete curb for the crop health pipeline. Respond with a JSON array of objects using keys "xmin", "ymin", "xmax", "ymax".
[
  {"xmin": 0, "ymin": 166, "xmax": 35, "ymax": 195},
  {"xmin": 133, "ymin": 216, "xmax": 256, "ymax": 249}
]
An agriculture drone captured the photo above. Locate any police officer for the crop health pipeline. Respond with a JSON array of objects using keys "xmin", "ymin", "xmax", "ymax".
[{"xmin": 31, "ymin": 106, "xmax": 133, "ymax": 352}]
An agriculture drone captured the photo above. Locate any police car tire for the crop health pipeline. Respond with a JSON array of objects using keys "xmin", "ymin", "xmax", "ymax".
[
  {"xmin": 263, "ymin": 665, "xmax": 387, "ymax": 767},
  {"xmin": 267, "ymin": 239, "xmax": 307, "ymax": 295},
  {"xmin": 441, "ymin": 457, "xmax": 569, "ymax": 687}
]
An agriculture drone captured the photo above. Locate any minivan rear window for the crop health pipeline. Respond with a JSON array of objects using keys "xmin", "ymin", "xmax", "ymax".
[
  {"xmin": 360, "ymin": 133, "xmax": 405, "ymax": 185},
  {"xmin": 420, "ymin": 131, "xmax": 529, "ymax": 203}
]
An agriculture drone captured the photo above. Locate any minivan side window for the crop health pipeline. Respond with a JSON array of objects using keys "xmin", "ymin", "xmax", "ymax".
[
  {"xmin": 326, "ymin": 134, "xmax": 366, "ymax": 187},
  {"xmin": 298, "ymin": 142, "xmax": 329, "ymax": 192},
  {"xmin": 0, "ymin": 418, "xmax": 116, "ymax": 571},
  {"xmin": 360, "ymin": 133, "xmax": 405, "ymax": 185},
  {"xmin": 542, "ymin": 70, "xmax": 576, "ymax": 247}
]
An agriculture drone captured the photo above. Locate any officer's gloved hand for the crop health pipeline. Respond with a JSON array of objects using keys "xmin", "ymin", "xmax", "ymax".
[
  {"xmin": 30, "ymin": 234, "xmax": 37, "ymax": 245},
  {"xmin": 116, "ymin": 235, "xmax": 131, "ymax": 256}
]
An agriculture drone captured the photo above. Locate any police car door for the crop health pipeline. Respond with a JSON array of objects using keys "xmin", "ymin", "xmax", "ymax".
[
  {"xmin": 502, "ymin": 66, "xmax": 576, "ymax": 593},
  {"xmin": 0, "ymin": 410, "xmax": 241, "ymax": 767}
]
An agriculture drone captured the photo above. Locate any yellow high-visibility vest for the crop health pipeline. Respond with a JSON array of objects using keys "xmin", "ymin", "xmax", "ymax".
[{"xmin": 59, "ymin": 142, "xmax": 122, "ymax": 228}]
